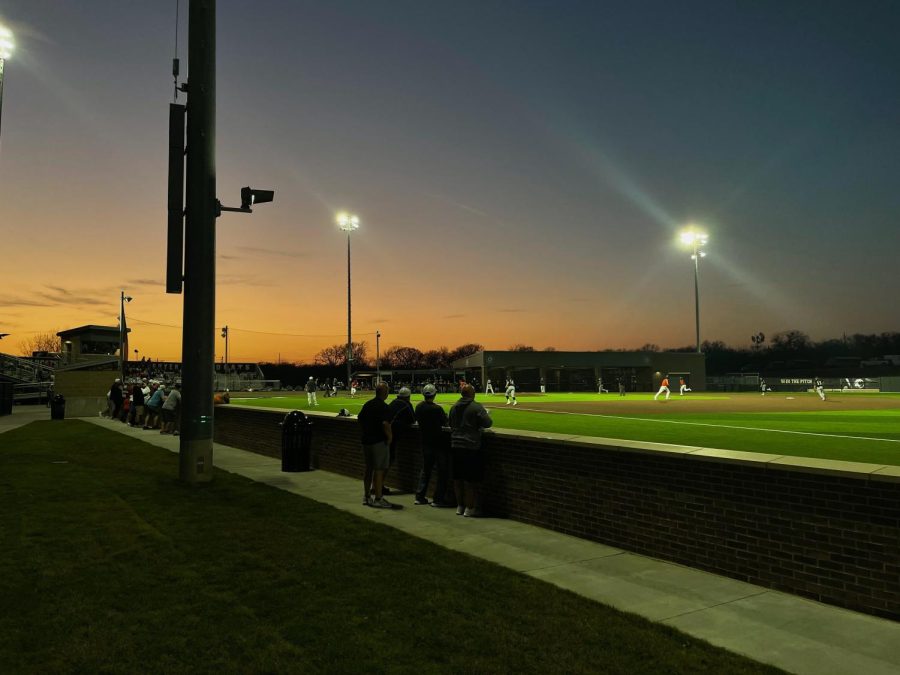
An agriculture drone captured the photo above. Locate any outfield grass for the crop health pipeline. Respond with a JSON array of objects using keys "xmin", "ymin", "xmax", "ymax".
[
  {"xmin": 0, "ymin": 421, "xmax": 782, "ymax": 674},
  {"xmin": 235, "ymin": 393, "xmax": 900, "ymax": 466}
]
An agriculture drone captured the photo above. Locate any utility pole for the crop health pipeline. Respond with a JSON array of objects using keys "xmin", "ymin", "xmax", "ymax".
[
  {"xmin": 221, "ymin": 325, "xmax": 229, "ymax": 390},
  {"xmin": 180, "ymin": 0, "xmax": 216, "ymax": 483},
  {"xmin": 376, "ymin": 330, "xmax": 381, "ymax": 384}
]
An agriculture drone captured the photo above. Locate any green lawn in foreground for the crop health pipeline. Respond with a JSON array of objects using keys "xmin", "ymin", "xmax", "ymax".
[
  {"xmin": 0, "ymin": 421, "xmax": 781, "ymax": 674},
  {"xmin": 235, "ymin": 393, "xmax": 900, "ymax": 466}
]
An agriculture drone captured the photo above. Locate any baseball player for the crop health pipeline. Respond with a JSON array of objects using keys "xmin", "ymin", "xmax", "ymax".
[
  {"xmin": 653, "ymin": 375, "xmax": 671, "ymax": 401},
  {"xmin": 598, "ymin": 377, "xmax": 608, "ymax": 393},
  {"xmin": 505, "ymin": 378, "xmax": 518, "ymax": 406},
  {"xmin": 485, "ymin": 379, "xmax": 494, "ymax": 395},
  {"xmin": 540, "ymin": 377, "xmax": 546, "ymax": 394},
  {"xmin": 305, "ymin": 376, "xmax": 318, "ymax": 406},
  {"xmin": 760, "ymin": 378, "xmax": 767, "ymax": 396},
  {"xmin": 350, "ymin": 379, "xmax": 358, "ymax": 398},
  {"xmin": 814, "ymin": 376, "xmax": 826, "ymax": 401},
  {"xmin": 679, "ymin": 377, "xmax": 691, "ymax": 395}
]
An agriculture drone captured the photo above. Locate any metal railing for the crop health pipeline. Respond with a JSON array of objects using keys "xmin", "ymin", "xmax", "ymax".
[{"xmin": 0, "ymin": 352, "xmax": 56, "ymax": 383}]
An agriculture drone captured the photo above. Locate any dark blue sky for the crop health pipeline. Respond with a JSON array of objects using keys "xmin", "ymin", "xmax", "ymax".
[{"xmin": 1, "ymin": 1, "xmax": 898, "ymax": 360}]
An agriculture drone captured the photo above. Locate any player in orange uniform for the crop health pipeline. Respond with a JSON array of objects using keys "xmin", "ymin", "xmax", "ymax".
[{"xmin": 654, "ymin": 375, "xmax": 671, "ymax": 401}]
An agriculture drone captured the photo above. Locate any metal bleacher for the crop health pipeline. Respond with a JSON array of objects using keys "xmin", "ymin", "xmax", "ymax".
[{"xmin": 0, "ymin": 352, "xmax": 55, "ymax": 403}]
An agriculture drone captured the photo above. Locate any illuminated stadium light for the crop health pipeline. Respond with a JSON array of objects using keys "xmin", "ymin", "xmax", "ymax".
[
  {"xmin": 336, "ymin": 212, "xmax": 360, "ymax": 231},
  {"xmin": 678, "ymin": 226, "xmax": 709, "ymax": 353},
  {"xmin": 0, "ymin": 25, "xmax": 13, "ymax": 60},
  {"xmin": 336, "ymin": 211, "xmax": 361, "ymax": 388}
]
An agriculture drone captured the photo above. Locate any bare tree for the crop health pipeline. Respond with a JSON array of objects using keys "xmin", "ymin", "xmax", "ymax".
[
  {"xmin": 509, "ymin": 344, "xmax": 535, "ymax": 351},
  {"xmin": 542, "ymin": 346, "xmax": 557, "ymax": 352},
  {"xmin": 422, "ymin": 347, "xmax": 451, "ymax": 369},
  {"xmin": 313, "ymin": 344, "xmax": 345, "ymax": 367},
  {"xmin": 383, "ymin": 346, "xmax": 424, "ymax": 369},
  {"xmin": 638, "ymin": 343, "xmax": 660, "ymax": 352},
  {"xmin": 18, "ymin": 330, "xmax": 62, "ymax": 356},
  {"xmin": 448, "ymin": 343, "xmax": 484, "ymax": 363}
]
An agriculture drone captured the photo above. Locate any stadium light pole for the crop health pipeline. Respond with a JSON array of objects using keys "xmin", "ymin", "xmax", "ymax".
[
  {"xmin": 0, "ymin": 24, "xmax": 15, "ymax": 152},
  {"xmin": 119, "ymin": 290, "xmax": 133, "ymax": 380},
  {"xmin": 336, "ymin": 212, "xmax": 360, "ymax": 391},
  {"xmin": 376, "ymin": 330, "xmax": 381, "ymax": 384},
  {"xmin": 221, "ymin": 325, "xmax": 229, "ymax": 390},
  {"xmin": 679, "ymin": 227, "xmax": 708, "ymax": 353}
]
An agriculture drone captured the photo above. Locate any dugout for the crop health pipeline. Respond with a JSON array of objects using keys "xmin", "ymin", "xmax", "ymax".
[{"xmin": 451, "ymin": 350, "xmax": 706, "ymax": 393}]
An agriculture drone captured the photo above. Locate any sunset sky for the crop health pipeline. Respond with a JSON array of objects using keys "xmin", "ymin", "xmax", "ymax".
[{"xmin": 1, "ymin": 1, "xmax": 898, "ymax": 363}]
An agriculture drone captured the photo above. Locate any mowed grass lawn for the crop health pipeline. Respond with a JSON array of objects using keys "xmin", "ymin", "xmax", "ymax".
[
  {"xmin": 0, "ymin": 421, "xmax": 782, "ymax": 674},
  {"xmin": 236, "ymin": 393, "xmax": 900, "ymax": 466}
]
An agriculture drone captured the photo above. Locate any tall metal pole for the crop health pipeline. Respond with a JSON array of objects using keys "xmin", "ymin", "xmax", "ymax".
[
  {"xmin": 180, "ymin": 0, "xmax": 216, "ymax": 483},
  {"xmin": 693, "ymin": 244, "xmax": 701, "ymax": 353},
  {"xmin": 224, "ymin": 326, "xmax": 228, "ymax": 390},
  {"xmin": 376, "ymin": 330, "xmax": 381, "ymax": 384},
  {"xmin": 119, "ymin": 290, "xmax": 125, "ymax": 381},
  {"xmin": 346, "ymin": 232, "xmax": 352, "ymax": 391}
]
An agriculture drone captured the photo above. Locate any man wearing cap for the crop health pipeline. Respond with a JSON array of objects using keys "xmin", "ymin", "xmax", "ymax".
[
  {"xmin": 305, "ymin": 376, "xmax": 318, "ymax": 407},
  {"xmin": 414, "ymin": 384, "xmax": 449, "ymax": 506},
  {"xmin": 450, "ymin": 384, "xmax": 493, "ymax": 517},
  {"xmin": 357, "ymin": 383, "xmax": 394, "ymax": 508},
  {"xmin": 383, "ymin": 386, "xmax": 416, "ymax": 494}
]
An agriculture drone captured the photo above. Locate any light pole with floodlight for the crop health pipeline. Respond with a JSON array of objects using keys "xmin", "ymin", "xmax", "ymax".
[
  {"xmin": 679, "ymin": 227, "xmax": 708, "ymax": 353},
  {"xmin": 119, "ymin": 291, "xmax": 133, "ymax": 380},
  {"xmin": 336, "ymin": 212, "xmax": 360, "ymax": 391},
  {"xmin": 0, "ymin": 24, "xmax": 15, "ymax": 150},
  {"xmin": 376, "ymin": 330, "xmax": 381, "ymax": 384}
]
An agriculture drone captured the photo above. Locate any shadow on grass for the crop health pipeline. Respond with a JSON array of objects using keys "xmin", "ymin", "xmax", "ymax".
[{"xmin": 0, "ymin": 420, "xmax": 783, "ymax": 674}]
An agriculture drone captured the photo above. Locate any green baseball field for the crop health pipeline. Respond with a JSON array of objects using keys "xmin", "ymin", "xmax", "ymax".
[{"xmin": 232, "ymin": 390, "xmax": 900, "ymax": 466}]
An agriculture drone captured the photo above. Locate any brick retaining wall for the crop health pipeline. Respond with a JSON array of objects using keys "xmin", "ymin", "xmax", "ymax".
[{"xmin": 214, "ymin": 404, "xmax": 900, "ymax": 620}]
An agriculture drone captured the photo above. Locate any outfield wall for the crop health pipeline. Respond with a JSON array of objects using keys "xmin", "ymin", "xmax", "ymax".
[{"xmin": 215, "ymin": 405, "xmax": 900, "ymax": 620}]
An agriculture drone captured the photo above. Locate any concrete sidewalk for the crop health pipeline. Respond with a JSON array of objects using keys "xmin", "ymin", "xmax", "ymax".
[{"xmin": 13, "ymin": 411, "xmax": 896, "ymax": 675}]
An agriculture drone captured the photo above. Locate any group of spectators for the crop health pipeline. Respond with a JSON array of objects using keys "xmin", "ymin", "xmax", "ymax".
[
  {"xmin": 105, "ymin": 377, "xmax": 182, "ymax": 435},
  {"xmin": 357, "ymin": 383, "xmax": 492, "ymax": 516}
]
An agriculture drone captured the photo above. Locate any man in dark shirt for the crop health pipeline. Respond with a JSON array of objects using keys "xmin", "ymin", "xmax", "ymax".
[
  {"xmin": 384, "ymin": 387, "xmax": 416, "ymax": 494},
  {"xmin": 414, "ymin": 384, "xmax": 449, "ymax": 506},
  {"xmin": 449, "ymin": 384, "xmax": 493, "ymax": 517},
  {"xmin": 357, "ymin": 383, "xmax": 394, "ymax": 508}
]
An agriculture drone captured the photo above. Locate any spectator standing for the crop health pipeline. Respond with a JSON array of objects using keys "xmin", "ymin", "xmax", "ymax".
[
  {"xmin": 449, "ymin": 384, "xmax": 493, "ymax": 517},
  {"xmin": 144, "ymin": 382, "xmax": 165, "ymax": 429},
  {"xmin": 357, "ymin": 383, "xmax": 394, "ymax": 508},
  {"xmin": 131, "ymin": 382, "xmax": 146, "ymax": 427},
  {"xmin": 110, "ymin": 379, "xmax": 124, "ymax": 419},
  {"xmin": 385, "ymin": 387, "xmax": 416, "ymax": 494},
  {"xmin": 161, "ymin": 383, "xmax": 182, "ymax": 435},
  {"xmin": 414, "ymin": 384, "xmax": 449, "ymax": 506},
  {"xmin": 305, "ymin": 376, "xmax": 319, "ymax": 407}
]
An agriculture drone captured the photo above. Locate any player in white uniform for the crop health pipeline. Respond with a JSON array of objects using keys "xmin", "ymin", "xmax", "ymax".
[
  {"xmin": 505, "ymin": 378, "xmax": 517, "ymax": 406},
  {"xmin": 814, "ymin": 377, "xmax": 826, "ymax": 401},
  {"xmin": 485, "ymin": 379, "xmax": 494, "ymax": 395},
  {"xmin": 305, "ymin": 376, "xmax": 318, "ymax": 406},
  {"xmin": 760, "ymin": 378, "xmax": 767, "ymax": 396},
  {"xmin": 678, "ymin": 377, "xmax": 691, "ymax": 395}
]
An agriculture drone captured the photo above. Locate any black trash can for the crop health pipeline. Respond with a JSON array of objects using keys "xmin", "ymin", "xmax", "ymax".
[
  {"xmin": 281, "ymin": 410, "xmax": 313, "ymax": 472},
  {"xmin": 50, "ymin": 394, "xmax": 66, "ymax": 420}
]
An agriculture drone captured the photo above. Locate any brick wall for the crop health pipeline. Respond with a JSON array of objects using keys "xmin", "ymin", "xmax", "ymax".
[{"xmin": 214, "ymin": 405, "xmax": 900, "ymax": 620}]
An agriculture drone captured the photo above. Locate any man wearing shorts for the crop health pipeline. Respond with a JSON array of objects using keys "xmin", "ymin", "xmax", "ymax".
[
  {"xmin": 357, "ymin": 383, "xmax": 394, "ymax": 508},
  {"xmin": 449, "ymin": 384, "xmax": 493, "ymax": 518}
]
